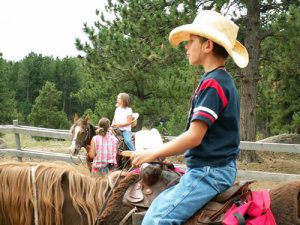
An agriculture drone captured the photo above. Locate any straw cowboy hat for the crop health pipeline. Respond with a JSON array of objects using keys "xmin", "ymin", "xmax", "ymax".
[
  {"xmin": 131, "ymin": 112, "xmax": 139, "ymax": 127},
  {"xmin": 169, "ymin": 10, "xmax": 249, "ymax": 68}
]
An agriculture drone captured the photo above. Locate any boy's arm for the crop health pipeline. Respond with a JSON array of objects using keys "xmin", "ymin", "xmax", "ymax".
[{"xmin": 131, "ymin": 120, "xmax": 208, "ymax": 166}]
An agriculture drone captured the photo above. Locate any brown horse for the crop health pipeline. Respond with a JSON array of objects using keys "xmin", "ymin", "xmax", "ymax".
[
  {"xmin": 0, "ymin": 161, "xmax": 111, "ymax": 225},
  {"xmin": 2, "ymin": 161, "xmax": 300, "ymax": 225},
  {"xmin": 69, "ymin": 115, "xmax": 97, "ymax": 171},
  {"xmin": 97, "ymin": 173, "xmax": 300, "ymax": 225}
]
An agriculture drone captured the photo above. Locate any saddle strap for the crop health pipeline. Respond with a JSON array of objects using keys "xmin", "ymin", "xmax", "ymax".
[
  {"xmin": 119, "ymin": 207, "xmax": 138, "ymax": 225},
  {"xmin": 210, "ymin": 190, "xmax": 250, "ymax": 221},
  {"xmin": 233, "ymin": 213, "xmax": 246, "ymax": 225}
]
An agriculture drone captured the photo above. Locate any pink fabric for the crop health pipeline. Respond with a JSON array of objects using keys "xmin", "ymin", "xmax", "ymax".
[
  {"xmin": 223, "ymin": 190, "xmax": 277, "ymax": 225},
  {"xmin": 92, "ymin": 132, "xmax": 118, "ymax": 169}
]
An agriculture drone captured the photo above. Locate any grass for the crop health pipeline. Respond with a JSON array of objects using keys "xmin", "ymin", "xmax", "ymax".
[{"xmin": 2, "ymin": 133, "xmax": 70, "ymax": 153}]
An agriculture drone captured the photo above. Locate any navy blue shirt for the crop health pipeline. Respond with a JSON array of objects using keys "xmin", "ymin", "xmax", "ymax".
[{"xmin": 184, "ymin": 69, "xmax": 240, "ymax": 167}]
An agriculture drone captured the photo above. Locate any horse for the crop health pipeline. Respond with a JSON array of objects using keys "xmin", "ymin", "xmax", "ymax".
[
  {"xmin": 1, "ymin": 161, "xmax": 300, "ymax": 225},
  {"xmin": 0, "ymin": 161, "xmax": 112, "ymax": 225},
  {"xmin": 69, "ymin": 113, "xmax": 140, "ymax": 171},
  {"xmin": 69, "ymin": 114, "xmax": 96, "ymax": 156},
  {"xmin": 69, "ymin": 115, "xmax": 97, "ymax": 171},
  {"xmin": 96, "ymin": 170, "xmax": 300, "ymax": 225}
]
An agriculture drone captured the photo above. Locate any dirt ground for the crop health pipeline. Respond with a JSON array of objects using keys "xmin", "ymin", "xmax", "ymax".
[
  {"xmin": 1, "ymin": 133, "xmax": 300, "ymax": 190},
  {"xmin": 168, "ymin": 134, "xmax": 300, "ymax": 189}
]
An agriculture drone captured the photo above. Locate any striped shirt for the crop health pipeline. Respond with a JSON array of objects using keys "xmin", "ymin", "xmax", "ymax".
[
  {"xmin": 185, "ymin": 69, "xmax": 240, "ymax": 167},
  {"xmin": 92, "ymin": 132, "xmax": 118, "ymax": 169}
]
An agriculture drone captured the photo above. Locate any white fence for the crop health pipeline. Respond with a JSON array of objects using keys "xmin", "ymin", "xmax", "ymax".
[{"xmin": 1, "ymin": 120, "xmax": 300, "ymax": 181}]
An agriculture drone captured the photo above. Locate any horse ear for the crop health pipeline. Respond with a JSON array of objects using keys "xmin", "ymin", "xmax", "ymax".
[
  {"xmin": 83, "ymin": 115, "xmax": 89, "ymax": 124},
  {"xmin": 73, "ymin": 113, "xmax": 79, "ymax": 123}
]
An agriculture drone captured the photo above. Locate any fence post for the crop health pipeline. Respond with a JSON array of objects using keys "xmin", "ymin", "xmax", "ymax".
[{"xmin": 13, "ymin": 120, "xmax": 22, "ymax": 162}]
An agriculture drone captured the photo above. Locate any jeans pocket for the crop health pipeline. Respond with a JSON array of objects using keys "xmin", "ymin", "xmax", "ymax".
[{"xmin": 212, "ymin": 164, "xmax": 236, "ymax": 192}]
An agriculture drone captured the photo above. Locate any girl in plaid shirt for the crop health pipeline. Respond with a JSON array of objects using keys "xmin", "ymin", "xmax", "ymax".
[{"xmin": 88, "ymin": 117, "xmax": 118, "ymax": 177}]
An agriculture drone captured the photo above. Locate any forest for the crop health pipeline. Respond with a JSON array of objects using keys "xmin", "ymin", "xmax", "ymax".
[{"xmin": 0, "ymin": 0, "xmax": 299, "ymax": 145}]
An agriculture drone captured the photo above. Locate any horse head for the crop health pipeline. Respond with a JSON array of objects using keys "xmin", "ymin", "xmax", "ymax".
[{"xmin": 69, "ymin": 115, "xmax": 96, "ymax": 155}]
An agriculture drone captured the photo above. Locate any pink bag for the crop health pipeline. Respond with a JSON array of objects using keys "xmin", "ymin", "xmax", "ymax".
[{"xmin": 222, "ymin": 190, "xmax": 277, "ymax": 225}]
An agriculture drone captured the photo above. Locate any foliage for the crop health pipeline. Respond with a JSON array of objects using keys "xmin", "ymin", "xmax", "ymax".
[
  {"xmin": 75, "ymin": 0, "xmax": 199, "ymax": 133},
  {"xmin": 0, "ymin": 56, "xmax": 22, "ymax": 124},
  {"xmin": 259, "ymin": 5, "xmax": 300, "ymax": 135},
  {"xmin": 28, "ymin": 81, "xmax": 70, "ymax": 129},
  {"xmin": 0, "ymin": 0, "xmax": 299, "ymax": 140}
]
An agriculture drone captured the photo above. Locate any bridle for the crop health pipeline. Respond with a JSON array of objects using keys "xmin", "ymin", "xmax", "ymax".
[{"xmin": 72, "ymin": 123, "xmax": 93, "ymax": 149}]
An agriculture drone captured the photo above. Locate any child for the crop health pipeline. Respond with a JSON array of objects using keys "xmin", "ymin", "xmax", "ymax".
[
  {"xmin": 131, "ymin": 10, "xmax": 249, "ymax": 224},
  {"xmin": 112, "ymin": 92, "xmax": 135, "ymax": 151},
  {"xmin": 88, "ymin": 117, "xmax": 118, "ymax": 177}
]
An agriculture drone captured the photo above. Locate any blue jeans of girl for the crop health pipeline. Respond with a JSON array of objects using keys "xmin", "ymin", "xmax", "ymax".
[
  {"xmin": 142, "ymin": 160, "xmax": 237, "ymax": 225},
  {"xmin": 121, "ymin": 130, "xmax": 135, "ymax": 151}
]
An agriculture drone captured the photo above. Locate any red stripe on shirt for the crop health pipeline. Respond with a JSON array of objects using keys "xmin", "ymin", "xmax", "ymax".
[
  {"xmin": 197, "ymin": 79, "xmax": 228, "ymax": 109},
  {"xmin": 193, "ymin": 111, "xmax": 215, "ymax": 123}
]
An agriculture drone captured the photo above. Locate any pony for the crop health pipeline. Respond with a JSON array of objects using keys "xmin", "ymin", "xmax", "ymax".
[
  {"xmin": 97, "ymin": 174, "xmax": 300, "ymax": 225},
  {"xmin": 69, "ymin": 115, "xmax": 96, "ymax": 171},
  {"xmin": 1, "ymin": 161, "xmax": 300, "ymax": 225},
  {"xmin": 69, "ymin": 114, "xmax": 96, "ymax": 156},
  {"xmin": 0, "ymin": 161, "xmax": 112, "ymax": 225},
  {"xmin": 69, "ymin": 113, "xmax": 140, "ymax": 171}
]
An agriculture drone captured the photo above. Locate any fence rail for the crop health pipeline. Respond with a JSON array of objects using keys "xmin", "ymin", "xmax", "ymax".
[{"xmin": 1, "ymin": 120, "xmax": 300, "ymax": 182}]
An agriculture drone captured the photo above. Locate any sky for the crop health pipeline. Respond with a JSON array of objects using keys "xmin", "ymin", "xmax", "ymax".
[{"xmin": 0, "ymin": 0, "xmax": 108, "ymax": 61}]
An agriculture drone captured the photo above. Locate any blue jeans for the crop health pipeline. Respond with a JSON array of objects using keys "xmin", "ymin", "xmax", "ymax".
[
  {"xmin": 121, "ymin": 130, "xmax": 135, "ymax": 151},
  {"xmin": 142, "ymin": 160, "xmax": 237, "ymax": 225}
]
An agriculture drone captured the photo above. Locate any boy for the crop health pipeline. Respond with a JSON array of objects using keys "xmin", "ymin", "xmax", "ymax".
[{"xmin": 131, "ymin": 10, "xmax": 249, "ymax": 224}]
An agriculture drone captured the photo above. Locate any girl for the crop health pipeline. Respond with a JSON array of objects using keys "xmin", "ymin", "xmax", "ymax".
[
  {"xmin": 88, "ymin": 117, "xmax": 118, "ymax": 177},
  {"xmin": 112, "ymin": 93, "xmax": 135, "ymax": 151}
]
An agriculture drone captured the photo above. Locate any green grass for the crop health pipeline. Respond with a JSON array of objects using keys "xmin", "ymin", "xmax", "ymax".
[{"xmin": 2, "ymin": 133, "xmax": 71, "ymax": 153}]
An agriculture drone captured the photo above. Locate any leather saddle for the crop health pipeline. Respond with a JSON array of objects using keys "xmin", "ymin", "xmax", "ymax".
[
  {"xmin": 123, "ymin": 162, "xmax": 181, "ymax": 208},
  {"xmin": 123, "ymin": 162, "xmax": 255, "ymax": 224}
]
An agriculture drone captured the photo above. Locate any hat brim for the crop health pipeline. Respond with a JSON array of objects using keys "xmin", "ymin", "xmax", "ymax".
[
  {"xmin": 131, "ymin": 113, "xmax": 139, "ymax": 127},
  {"xmin": 169, "ymin": 24, "xmax": 249, "ymax": 68}
]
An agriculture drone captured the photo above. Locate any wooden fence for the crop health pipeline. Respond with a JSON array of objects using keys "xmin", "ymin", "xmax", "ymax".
[{"xmin": 1, "ymin": 120, "xmax": 300, "ymax": 182}]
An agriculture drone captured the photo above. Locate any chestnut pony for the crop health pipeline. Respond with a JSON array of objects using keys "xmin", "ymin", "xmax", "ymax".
[
  {"xmin": 0, "ymin": 162, "xmax": 111, "ymax": 225},
  {"xmin": 69, "ymin": 115, "xmax": 96, "ymax": 171},
  {"xmin": 0, "ymin": 162, "xmax": 300, "ymax": 225}
]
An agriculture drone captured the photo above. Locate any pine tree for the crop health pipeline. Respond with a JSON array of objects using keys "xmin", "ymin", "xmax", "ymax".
[{"xmin": 28, "ymin": 81, "xmax": 70, "ymax": 129}]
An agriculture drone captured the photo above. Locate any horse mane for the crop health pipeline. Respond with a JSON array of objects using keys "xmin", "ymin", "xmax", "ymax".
[{"xmin": 0, "ymin": 162, "xmax": 109, "ymax": 225}]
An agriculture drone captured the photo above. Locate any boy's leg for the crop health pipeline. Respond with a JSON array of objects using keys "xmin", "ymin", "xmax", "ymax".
[
  {"xmin": 142, "ymin": 161, "xmax": 236, "ymax": 225},
  {"xmin": 122, "ymin": 130, "xmax": 135, "ymax": 151}
]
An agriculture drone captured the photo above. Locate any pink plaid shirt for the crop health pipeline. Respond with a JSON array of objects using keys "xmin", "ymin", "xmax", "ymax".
[{"xmin": 92, "ymin": 132, "xmax": 118, "ymax": 169}]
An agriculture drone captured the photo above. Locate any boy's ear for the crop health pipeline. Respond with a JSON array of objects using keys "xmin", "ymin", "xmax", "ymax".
[{"xmin": 204, "ymin": 40, "xmax": 214, "ymax": 53}]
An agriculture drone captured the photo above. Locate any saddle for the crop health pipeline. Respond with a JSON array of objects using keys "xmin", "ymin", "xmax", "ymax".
[
  {"xmin": 123, "ymin": 162, "xmax": 181, "ymax": 208},
  {"xmin": 123, "ymin": 162, "xmax": 255, "ymax": 225}
]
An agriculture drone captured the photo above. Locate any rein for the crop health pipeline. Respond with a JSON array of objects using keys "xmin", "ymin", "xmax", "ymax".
[
  {"xmin": 30, "ymin": 166, "xmax": 39, "ymax": 225},
  {"xmin": 95, "ymin": 157, "xmax": 133, "ymax": 225}
]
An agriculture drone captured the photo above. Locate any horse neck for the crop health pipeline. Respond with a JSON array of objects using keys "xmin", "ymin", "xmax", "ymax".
[{"xmin": 85, "ymin": 123, "xmax": 96, "ymax": 146}]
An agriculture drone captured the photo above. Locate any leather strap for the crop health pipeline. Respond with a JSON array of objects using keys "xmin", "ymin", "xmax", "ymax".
[{"xmin": 234, "ymin": 212, "xmax": 246, "ymax": 225}]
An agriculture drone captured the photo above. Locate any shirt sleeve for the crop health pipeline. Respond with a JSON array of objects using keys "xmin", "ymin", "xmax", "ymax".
[
  {"xmin": 192, "ymin": 78, "xmax": 228, "ymax": 127},
  {"xmin": 126, "ymin": 107, "xmax": 133, "ymax": 116}
]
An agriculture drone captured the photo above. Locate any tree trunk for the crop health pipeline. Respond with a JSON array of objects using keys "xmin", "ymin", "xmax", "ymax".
[{"xmin": 239, "ymin": 0, "xmax": 262, "ymax": 163}]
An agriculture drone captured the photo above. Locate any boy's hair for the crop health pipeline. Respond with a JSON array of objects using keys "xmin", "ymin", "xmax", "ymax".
[
  {"xmin": 118, "ymin": 93, "xmax": 131, "ymax": 108},
  {"xmin": 98, "ymin": 117, "xmax": 111, "ymax": 136},
  {"xmin": 199, "ymin": 36, "xmax": 229, "ymax": 59}
]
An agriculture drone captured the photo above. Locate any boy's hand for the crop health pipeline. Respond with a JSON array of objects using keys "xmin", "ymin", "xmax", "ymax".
[{"xmin": 131, "ymin": 151, "xmax": 157, "ymax": 167}]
